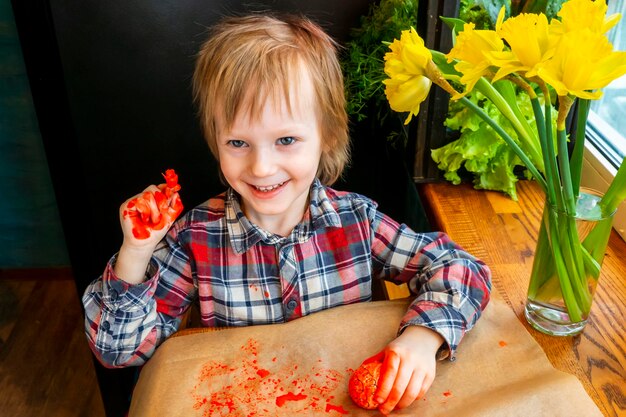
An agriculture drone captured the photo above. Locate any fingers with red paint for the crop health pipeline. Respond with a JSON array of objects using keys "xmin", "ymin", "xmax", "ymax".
[
  {"xmin": 373, "ymin": 326, "xmax": 444, "ymax": 415},
  {"xmin": 121, "ymin": 185, "xmax": 168, "ymax": 243},
  {"xmin": 114, "ymin": 169, "xmax": 184, "ymax": 285},
  {"xmin": 121, "ymin": 169, "xmax": 184, "ymax": 242},
  {"xmin": 161, "ymin": 169, "xmax": 181, "ymax": 195},
  {"xmin": 158, "ymin": 169, "xmax": 184, "ymax": 221}
]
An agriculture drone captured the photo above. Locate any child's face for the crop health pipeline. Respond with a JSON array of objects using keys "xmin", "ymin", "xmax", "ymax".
[{"xmin": 216, "ymin": 72, "xmax": 324, "ymax": 232}]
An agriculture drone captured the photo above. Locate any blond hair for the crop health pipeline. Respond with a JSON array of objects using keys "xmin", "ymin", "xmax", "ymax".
[{"xmin": 192, "ymin": 14, "xmax": 349, "ymax": 185}]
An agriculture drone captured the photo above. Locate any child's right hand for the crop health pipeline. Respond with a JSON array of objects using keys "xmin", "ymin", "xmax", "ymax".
[
  {"xmin": 120, "ymin": 169, "xmax": 183, "ymax": 249},
  {"xmin": 119, "ymin": 185, "xmax": 178, "ymax": 251},
  {"xmin": 114, "ymin": 170, "xmax": 183, "ymax": 284}
]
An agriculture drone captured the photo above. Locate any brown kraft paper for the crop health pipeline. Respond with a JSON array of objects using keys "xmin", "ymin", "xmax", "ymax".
[{"xmin": 129, "ymin": 295, "xmax": 603, "ymax": 417}]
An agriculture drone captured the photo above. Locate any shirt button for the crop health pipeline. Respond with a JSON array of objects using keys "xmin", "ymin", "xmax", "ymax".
[
  {"xmin": 287, "ymin": 299, "xmax": 298, "ymax": 311},
  {"xmin": 109, "ymin": 289, "xmax": 118, "ymax": 301},
  {"xmin": 101, "ymin": 321, "xmax": 111, "ymax": 331}
]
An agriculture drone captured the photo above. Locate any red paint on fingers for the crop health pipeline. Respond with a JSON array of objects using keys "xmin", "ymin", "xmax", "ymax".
[
  {"xmin": 162, "ymin": 169, "xmax": 181, "ymax": 192},
  {"xmin": 123, "ymin": 168, "xmax": 184, "ymax": 239}
]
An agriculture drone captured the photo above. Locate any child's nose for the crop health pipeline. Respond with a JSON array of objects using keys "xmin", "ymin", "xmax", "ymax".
[{"xmin": 249, "ymin": 148, "xmax": 277, "ymax": 177}]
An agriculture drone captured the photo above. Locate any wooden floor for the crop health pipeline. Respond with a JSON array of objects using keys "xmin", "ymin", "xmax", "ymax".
[{"xmin": 0, "ymin": 275, "xmax": 106, "ymax": 417}]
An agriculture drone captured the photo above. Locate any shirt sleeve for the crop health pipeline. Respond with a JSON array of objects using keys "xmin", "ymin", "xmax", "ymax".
[
  {"xmin": 82, "ymin": 223, "xmax": 196, "ymax": 368},
  {"xmin": 369, "ymin": 208, "xmax": 492, "ymax": 360}
]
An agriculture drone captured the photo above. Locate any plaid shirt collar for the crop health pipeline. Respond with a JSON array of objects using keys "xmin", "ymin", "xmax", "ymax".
[{"xmin": 225, "ymin": 178, "xmax": 342, "ymax": 254}]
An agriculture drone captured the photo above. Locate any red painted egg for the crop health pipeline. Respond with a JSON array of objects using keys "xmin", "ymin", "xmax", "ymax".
[{"xmin": 348, "ymin": 360, "xmax": 382, "ymax": 409}]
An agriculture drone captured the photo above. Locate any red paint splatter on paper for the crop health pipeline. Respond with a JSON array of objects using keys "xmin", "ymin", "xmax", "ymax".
[
  {"xmin": 257, "ymin": 369, "xmax": 270, "ymax": 378},
  {"xmin": 325, "ymin": 403, "xmax": 349, "ymax": 414},
  {"xmin": 276, "ymin": 392, "xmax": 307, "ymax": 406},
  {"xmin": 191, "ymin": 338, "xmax": 352, "ymax": 416}
]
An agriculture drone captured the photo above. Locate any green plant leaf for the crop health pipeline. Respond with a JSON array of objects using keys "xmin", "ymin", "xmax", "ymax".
[
  {"xmin": 341, "ymin": 0, "xmax": 419, "ymax": 127},
  {"xmin": 440, "ymin": 16, "xmax": 466, "ymax": 34}
]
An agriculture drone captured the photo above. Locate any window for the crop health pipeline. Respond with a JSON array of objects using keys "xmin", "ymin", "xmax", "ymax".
[
  {"xmin": 587, "ymin": 0, "xmax": 626, "ymax": 166},
  {"xmin": 582, "ymin": 0, "xmax": 626, "ymax": 241}
]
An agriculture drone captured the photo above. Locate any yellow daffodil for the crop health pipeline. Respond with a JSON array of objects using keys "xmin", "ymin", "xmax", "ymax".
[
  {"xmin": 383, "ymin": 27, "xmax": 433, "ymax": 124},
  {"xmin": 551, "ymin": 0, "xmax": 621, "ymax": 35},
  {"xmin": 536, "ymin": 29, "xmax": 626, "ymax": 100},
  {"xmin": 446, "ymin": 23, "xmax": 504, "ymax": 94},
  {"xmin": 381, "ymin": 0, "xmax": 626, "ymax": 329},
  {"xmin": 489, "ymin": 9, "xmax": 555, "ymax": 81}
]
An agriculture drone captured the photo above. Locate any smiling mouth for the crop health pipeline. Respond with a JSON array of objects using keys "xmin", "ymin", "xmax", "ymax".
[{"xmin": 252, "ymin": 181, "xmax": 286, "ymax": 192}]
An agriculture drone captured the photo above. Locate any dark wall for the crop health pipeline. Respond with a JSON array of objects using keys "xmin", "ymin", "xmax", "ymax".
[
  {"xmin": 0, "ymin": 0, "xmax": 68, "ymax": 268},
  {"xmin": 13, "ymin": 0, "xmax": 375, "ymax": 294}
]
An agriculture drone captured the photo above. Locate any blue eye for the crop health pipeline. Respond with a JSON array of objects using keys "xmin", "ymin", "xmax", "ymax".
[
  {"xmin": 228, "ymin": 140, "xmax": 247, "ymax": 148},
  {"xmin": 277, "ymin": 137, "xmax": 296, "ymax": 146}
]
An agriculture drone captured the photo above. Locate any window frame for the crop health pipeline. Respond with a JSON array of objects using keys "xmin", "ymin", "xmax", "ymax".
[
  {"xmin": 412, "ymin": 0, "xmax": 459, "ymax": 182},
  {"xmin": 583, "ymin": 0, "xmax": 626, "ymax": 242}
]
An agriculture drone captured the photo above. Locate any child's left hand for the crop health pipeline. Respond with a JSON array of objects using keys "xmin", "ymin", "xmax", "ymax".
[{"xmin": 370, "ymin": 326, "xmax": 445, "ymax": 415}]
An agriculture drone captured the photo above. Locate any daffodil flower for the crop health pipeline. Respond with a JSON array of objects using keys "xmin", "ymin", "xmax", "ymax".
[
  {"xmin": 383, "ymin": 27, "xmax": 433, "ymax": 124},
  {"xmin": 383, "ymin": 0, "xmax": 626, "ymax": 327},
  {"xmin": 551, "ymin": 0, "xmax": 621, "ymax": 35},
  {"xmin": 446, "ymin": 23, "xmax": 504, "ymax": 94},
  {"xmin": 489, "ymin": 10, "xmax": 555, "ymax": 81},
  {"xmin": 536, "ymin": 29, "xmax": 626, "ymax": 101}
]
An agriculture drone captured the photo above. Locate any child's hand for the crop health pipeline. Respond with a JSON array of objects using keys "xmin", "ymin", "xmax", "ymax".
[
  {"xmin": 120, "ymin": 169, "xmax": 183, "ymax": 248},
  {"xmin": 114, "ymin": 171, "xmax": 183, "ymax": 284},
  {"xmin": 119, "ymin": 185, "xmax": 177, "ymax": 250},
  {"xmin": 371, "ymin": 326, "xmax": 444, "ymax": 415}
]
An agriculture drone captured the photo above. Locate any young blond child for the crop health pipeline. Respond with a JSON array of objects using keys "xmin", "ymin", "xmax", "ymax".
[{"xmin": 83, "ymin": 13, "xmax": 491, "ymax": 415}]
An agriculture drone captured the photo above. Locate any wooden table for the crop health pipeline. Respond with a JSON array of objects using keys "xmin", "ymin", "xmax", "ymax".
[{"xmin": 412, "ymin": 180, "xmax": 626, "ymax": 417}]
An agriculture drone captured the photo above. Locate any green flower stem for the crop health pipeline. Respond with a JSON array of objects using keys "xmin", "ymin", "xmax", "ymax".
[
  {"xmin": 494, "ymin": 80, "xmax": 543, "ymax": 166},
  {"xmin": 581, "ymin": 247, "xmax": 602, "ymax": 278},
  {"xmin": 548, "ymin": 211, "xmax": 584, "ymax": 321},
  {"xmin": 600, "ymin": 157, "xmax": 626, "ymax": 215},
  {"xmin": 570, "ymin": 99, "xmax": 590, "ymax": 198},
  {"xmin": 474, "ymin": 78, "xmax": 545, "ymax": 174},
  {"xmin": 562, "ymin": 218, "xmax": 591, "ymax": 310},
  {"xmin": 530, "ymin": 97, "xmax": 558, "ymax": 207},
  {"xmin": 527, "ymin": 213, "xmax": 554, "ymax": 295},
  {"xmin": 458, "ymin": 96, "xmax": 548, "ymax": 193},
  {"xmin": 557, "ymin": 128, "xmax": 577, "ymax": 215},
  {"xmin": 539, "ymin": 87, "xmax": 565, "ymax": 211},
  {"xmin": 544, "ymin": 102, "xmax": 562, "ymax": 209},
  {"xmin": 582, "ymin": 220, "xmax": 609, "ymax": 277},
  {"xmin": 556, "ymin": 127, "xmax": 590, "ymax": 311},
  {"xmin": 529, "ymin": 203, "xmax": 612, "ymax": 321}
]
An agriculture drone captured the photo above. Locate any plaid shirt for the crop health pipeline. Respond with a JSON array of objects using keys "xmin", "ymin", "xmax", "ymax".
[{"xmin": 83, "ymin": 179, "xmax": 491, "ymax": 368}]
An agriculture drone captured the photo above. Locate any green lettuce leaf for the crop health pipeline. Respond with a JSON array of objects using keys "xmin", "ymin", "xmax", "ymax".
[{"xmin": 432, "ymin": 91, "xmax": 534, "ymax": 200}]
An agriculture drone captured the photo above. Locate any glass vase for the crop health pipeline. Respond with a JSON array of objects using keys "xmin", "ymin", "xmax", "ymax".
[{"xmin": 525, "ymin": 188, "xmax": 616, "ymax": 336}]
